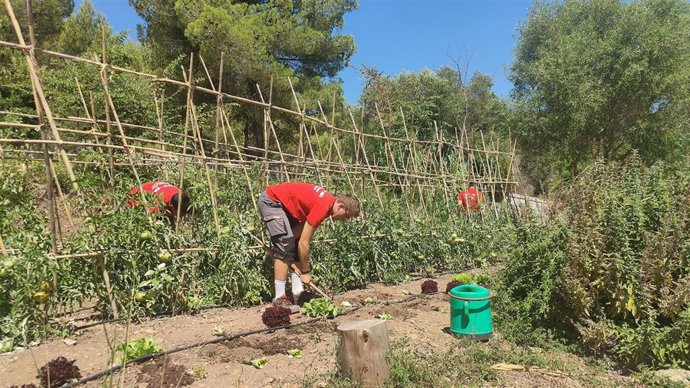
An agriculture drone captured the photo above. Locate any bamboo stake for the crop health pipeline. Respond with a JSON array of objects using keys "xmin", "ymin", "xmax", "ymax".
[
  {"xmin": 0, "ymin": 236, "xmax": 7, "ymax": 256},
  {"xmin": 220, "ymin": 109, "xmax": 258, "ymax": 213},
  {"xmin": 261, "ymin": 81, "xmax": 270, "ymax": 186},
  {"xmin": 100, "ymin": 63, "xmax": 153, "ymax": 226},
  {"xmin": 96, "ymin": 253, "xmax": 118, "ymax": 318},
  {"xmin": 400, "ymin": 107, "xmax": 428, "ymax": 217},
  {"xmin": 101, "ymin": 26, "xmax": 115, "ymax": 187},
  {"xmin": 288, "ymin": 79, "xmax": 325, "ymax": 188},
  {"xmin": 434, "ymin": 121, "xmax": 451, "ymax": 208},
  {"xmin": 182, "ymin": 66, "xmax": 221, "ymax": 235},
  {"xmin": 154, "ymin": 90, "xmax": 165, "ymax": 152},
  {"xmin": 25, "ymin": 0, "xmax": 57, "ymax": 254},
  {"xmin": 317, "ymin": 101, "xmax": 355, "ymax": 194},
  {"xmin": 89, "ymin": 91, "xmax": 112, "ymax": 182},
  {"xmin": 287, "ymin": 77, "xmax": 306, "ymax": 162},
  {"xmin": 348, "ymin": 108, "xmax": 383, "ymax": 207},
  {"xmin": 480, "ymin": 131, "xmax": 499, "ymax": 218},
  {"xmin": 256, "ymin": 82, "xmax": 290, "ymax": 181},
  {"xmin": 176, "ymin": 59, "xmax": 193, "ymax": 233},
  {"xmin": 216, "ymin": 53, "xmax": 224, "ymax": 157},
  {"xmin": 49, "ymin": 159, "xmax": 75, "ymax": 227},
  {"xmin": 74, "ymin": 78, "xmax": 101, "ymax": 146}
]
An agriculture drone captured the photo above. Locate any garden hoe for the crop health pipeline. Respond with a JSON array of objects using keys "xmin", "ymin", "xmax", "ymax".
[{"xmin": 249, "ymin": 234, "xmax": 332, "ymax": 302}]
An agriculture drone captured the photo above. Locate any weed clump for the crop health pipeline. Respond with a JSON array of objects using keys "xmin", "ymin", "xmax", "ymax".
[
  {"xmin": 421, "ymin": 280, "xmax": 438, "ymax": 294},
  {"xmin": 445, "ymin": 280, "xmax": 461, "ymax": 294},
  {"xmin": 37, "ymin": 357, "xmax": 81, "ymax": 387},
  {"xmin": 262, "ymin": 306, "xmax": 291, "ymax": 328}
]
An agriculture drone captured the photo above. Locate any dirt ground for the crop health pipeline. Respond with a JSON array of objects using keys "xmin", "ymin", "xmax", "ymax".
[{"xmin": 0, "ymin": 274, "xmax": 636, "ymax": 387}]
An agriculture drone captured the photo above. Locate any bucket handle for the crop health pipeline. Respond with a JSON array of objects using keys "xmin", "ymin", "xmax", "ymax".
[{"xmin": 449, "ymin": 290, "xmax": 496, "ymax": 302}]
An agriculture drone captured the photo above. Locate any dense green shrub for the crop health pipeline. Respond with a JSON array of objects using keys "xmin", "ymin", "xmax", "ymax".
[{"xmin": 498, "ymin": 157, "xmax": 690, "ymax": 369}]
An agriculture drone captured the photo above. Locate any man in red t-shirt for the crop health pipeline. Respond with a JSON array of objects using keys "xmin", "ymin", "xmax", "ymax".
[
  {"xmin": 458, "ymin": 185, "xmax": 483, "ymax": 213},
  {"xmin": 259, "ymin": 182, "xmax": 360, "ymax": 311},
  {"xmin": 127, "ymin": 181, "xmax": 191, "ymax": 223}
]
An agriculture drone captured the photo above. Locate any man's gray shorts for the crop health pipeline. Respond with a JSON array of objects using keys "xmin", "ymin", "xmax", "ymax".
[{"xmin": 258, "ymin": 191, "xmax": 297, "ymax": 261}]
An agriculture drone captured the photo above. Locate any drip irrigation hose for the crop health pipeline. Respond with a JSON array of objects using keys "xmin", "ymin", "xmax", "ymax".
[{"xmin": 63, "ymin": 294, "xmax": 427, "ymax": 387}]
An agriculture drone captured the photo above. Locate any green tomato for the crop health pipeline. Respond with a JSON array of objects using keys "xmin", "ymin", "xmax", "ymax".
[
  {"xmin": 158, "ymin": 250, "xmax": 172, "ymax": 263},
  {"xmin": 221, "ymin": 226, "xmax": 231, "ymax": 235},
  {"xmin": 247, "ymin": 226, "xmax": 256, "ymax": 232},
  {"xmin": 40, "ymin": 281, "xmax": 52, "ymax": 293},
  {"xmin": 32, "ymin": 291, "xmax": 48, "ymax": 304},
  {"xmin": 134, "ymin": 292, "xmax": 147, "ymax": 302},
  {"xmin": 139, "ymin": 231, "xmax": 152, "ymax": 241}
]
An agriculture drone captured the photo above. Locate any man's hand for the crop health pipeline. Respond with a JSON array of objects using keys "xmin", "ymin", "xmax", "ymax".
[{"xmin": 300, "ymin": 273, "xmax": 312, "ymax": 285}]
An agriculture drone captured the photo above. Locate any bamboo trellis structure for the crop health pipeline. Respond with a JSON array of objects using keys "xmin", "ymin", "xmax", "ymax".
[{"xmin": 0, "ymin": 0, "xmax": 519, "ymax": 252}]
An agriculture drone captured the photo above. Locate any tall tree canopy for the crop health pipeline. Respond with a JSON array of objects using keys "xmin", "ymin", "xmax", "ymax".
[
  {"xmin": 359, "ymin": 66, "xmax": 508, "ymax": 141},
  {"xmin": 129, "ymin": 0, "xmax": 358, "ymax": 147},
  {"xmin": 511, "ymin": 0, "xmax": 690, "ymax": 178}
]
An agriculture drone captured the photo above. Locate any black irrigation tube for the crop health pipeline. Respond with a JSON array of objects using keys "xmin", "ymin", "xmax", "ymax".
[{"xmin": 64, "ymin": 294, "xmax": 429, "ymax": 387}]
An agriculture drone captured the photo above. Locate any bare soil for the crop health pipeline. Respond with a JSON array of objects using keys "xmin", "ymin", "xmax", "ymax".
[
  {"xmin": 137, "ymin": 356, "xmax": 194, "ymax": 388},
  {"xmin": 0, "ymin": 274, "xmax": 637, "ymax": 388}
]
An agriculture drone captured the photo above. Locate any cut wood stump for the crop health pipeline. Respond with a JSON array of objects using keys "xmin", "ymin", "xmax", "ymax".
[{"xmin": 337, "ymin": 319, "xmax": 390, "ymax": 387}]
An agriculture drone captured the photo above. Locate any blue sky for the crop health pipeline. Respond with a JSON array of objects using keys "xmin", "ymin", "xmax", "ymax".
[{"xmin": 78, "ymin": 0, "xmax": 533, "ymax": 104}]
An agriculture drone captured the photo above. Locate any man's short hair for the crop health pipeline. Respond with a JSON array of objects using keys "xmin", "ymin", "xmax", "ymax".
[
  {"xmin": 170, "ymin": 192, "xmax": 191, "ymax": 217},
  {"xmin": 336, "ymin": 194, "xmax": 360, "ymax": 218}
]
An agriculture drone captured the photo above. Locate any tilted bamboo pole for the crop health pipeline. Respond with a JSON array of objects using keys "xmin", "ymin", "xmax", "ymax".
[
  {"xmin": 256, "ymin": 82, "xmax": 290, "ymax": 181},
  {"xmin": 317, "ymin": 101, "xmax": 355, "ymax": 195},
  {"xmin": 25, "ymin": 0, "xmax": 57, "ymax": 254},
  {"xmin": 100, "ymin": 61, "xmax": 154, "ymax": 229},
  {"xmin": 348, "ymin": 108, "xmax": 383, "ymax": 207},
  {"xmin": 182, "ymin": 65, "xmax": 221, "ymax": 235},
  {"xmin": 101, "ymin": 26, "xmax": 115, "ymax": 187}
]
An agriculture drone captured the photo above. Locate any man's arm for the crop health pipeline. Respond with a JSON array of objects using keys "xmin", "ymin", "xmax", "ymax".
[{"xmin": 296, "ymin": 221, "xmax": 316, "ymax": 282}]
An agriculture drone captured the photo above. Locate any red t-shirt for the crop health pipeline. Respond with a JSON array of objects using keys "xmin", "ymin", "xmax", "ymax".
[
  {"xmin": 127, "ymin": 181, "xmax": 180, "ymax": 214},
  {"xmin": 458, "ymin": 187, "xmax": 482, "ymax": 212},
  {"xmin": 266, "ymin": 183, "xmax": 335, "ymax": 228}
]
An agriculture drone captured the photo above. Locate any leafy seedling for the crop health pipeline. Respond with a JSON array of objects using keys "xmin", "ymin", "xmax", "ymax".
[
  {"xmin": 212, "ymin": 326, "xmax": 226, "ymax": 336},
  {"xmin": 287, "ymin": 349, "xmax": 303, "ymax": 359},
  {"xmin": 340, "ymin": 300, "xmax": 352, "ymax": 308},
  {"xmin": 452, "ymin": 273, "xmax": 474, "ymax": 284},
  {"xmin": 115, "ymin": 337, "xmax": 162, "ymax": 364},
  {"xmin": 363, "ymin": 297, "xmax": 376, "ymax": 304},
  {"xmin": 301, "ymin": 298, "xmax": 339, "ymax": 318},
  {"xmin": 377, "ymin": 313, "xmax": 393, "ymax": 320},
  {"xmin": 250, "ymin": 357, "xmax": 268, "ymax": 369}
]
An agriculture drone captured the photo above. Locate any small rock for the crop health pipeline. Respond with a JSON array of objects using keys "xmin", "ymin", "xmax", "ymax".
[
  {"xmin": 654, "ymin": 369, "xmax": 690, "ymax": 385},
  {"xmin": 63, "ymin": 338, "xmax": 77, "ymax": 346}
]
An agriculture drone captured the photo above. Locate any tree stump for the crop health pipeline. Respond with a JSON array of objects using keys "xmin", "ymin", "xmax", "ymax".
[{"xmin": 337, "ymin": 319, "xmax": 390, "ymax": 387}]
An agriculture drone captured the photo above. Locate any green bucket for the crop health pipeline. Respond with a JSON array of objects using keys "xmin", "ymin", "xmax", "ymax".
[{"xmin": 449, "ymin": 284, "xmax": 494, "ymax": 340}]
